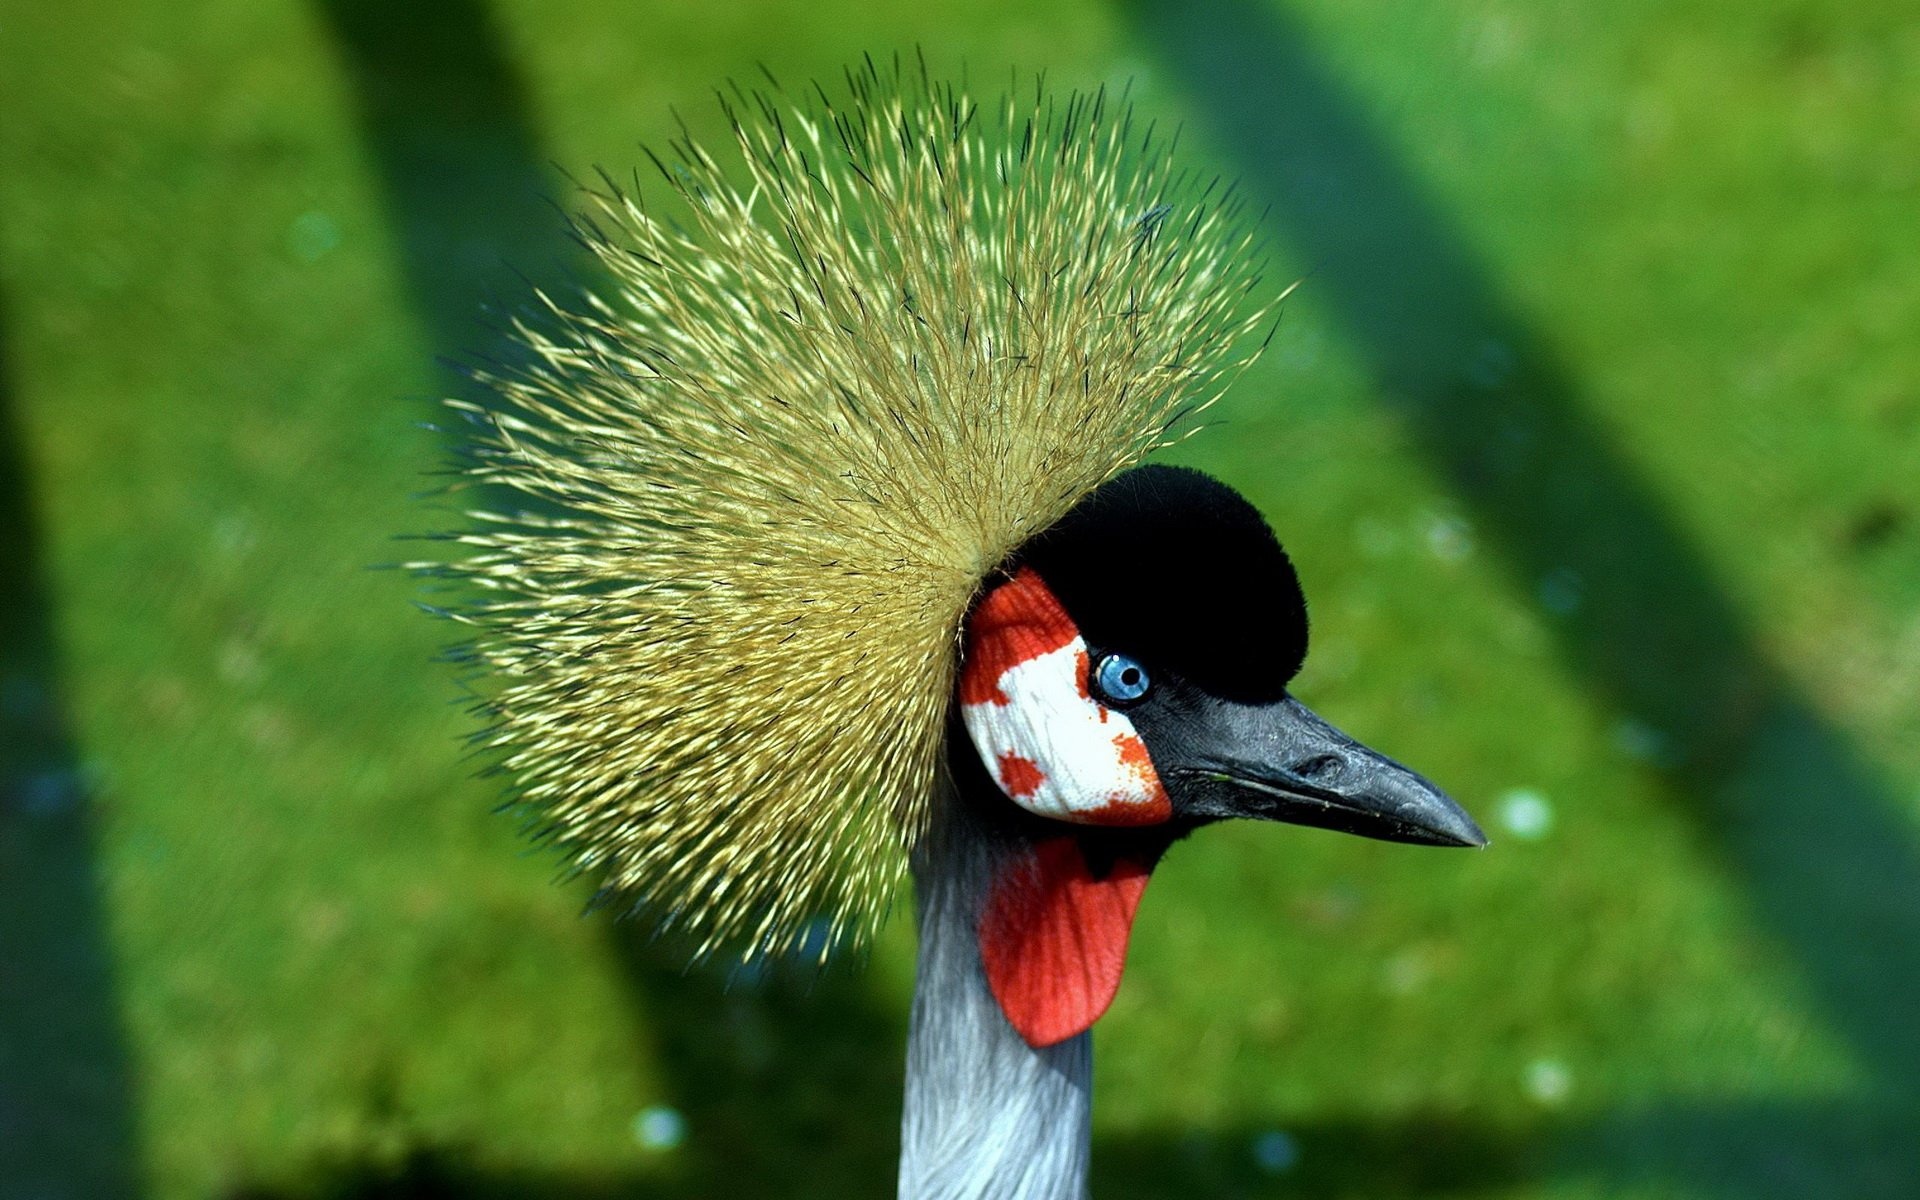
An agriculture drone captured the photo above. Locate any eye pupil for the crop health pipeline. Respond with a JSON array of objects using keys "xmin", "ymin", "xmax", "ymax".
[{"xmin": 1093, "ymin": 653, "xmax": 1151, "ymax": 703}]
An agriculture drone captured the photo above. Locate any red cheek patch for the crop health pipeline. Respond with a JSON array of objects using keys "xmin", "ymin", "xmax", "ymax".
[
  {"xmin": 1071, "ymin": 796, "xmax": 1171, "ymax": 827},
  {"xmin": 1112, "ymin": 733, "xmax": 1170, "ymax": 818},
  {"xmin": 996, "ymin": 752, "xmax": 1047, "ymax": 799},
  {"xmin": 960, "ymin": 569, "xmax": 1172, "ymax": 826},
  {"xmin": 957, "ymin": 568, "xmax": 1079, "ymax": 707},
  {"xmin": 977, "ymin": 836, "xmax": 1156, "ymax": 1048}
]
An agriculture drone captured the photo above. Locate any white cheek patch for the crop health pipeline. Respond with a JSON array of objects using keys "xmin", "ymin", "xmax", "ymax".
[{"xmin": 959, "ymin": 568, "xmax": 1171, "ymax": 826}]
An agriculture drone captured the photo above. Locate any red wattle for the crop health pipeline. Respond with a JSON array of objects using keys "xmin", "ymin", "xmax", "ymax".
[{"xmin": 977, "ymin": 836, "xmax": 1154, "ymax": 1048}]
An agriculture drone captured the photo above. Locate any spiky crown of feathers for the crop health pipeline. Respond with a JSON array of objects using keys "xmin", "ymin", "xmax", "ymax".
[{"xmin": 431, "ymin": 62, "xmax": 1276, "ymax": 960}]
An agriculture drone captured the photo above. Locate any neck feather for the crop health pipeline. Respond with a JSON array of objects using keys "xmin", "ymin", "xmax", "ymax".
[{"xmin": 899, "ymin": 781, "xmax": 1093, "ymax": 1200}]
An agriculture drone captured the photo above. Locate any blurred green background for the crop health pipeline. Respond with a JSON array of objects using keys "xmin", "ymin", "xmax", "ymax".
[{"xmin": 3, "ymin": 0, "xmax": 1917, "ymax": 1196}]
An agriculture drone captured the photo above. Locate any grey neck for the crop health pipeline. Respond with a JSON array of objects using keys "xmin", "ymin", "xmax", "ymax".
[{"xmin": 898, "ymin": 782, "xmax": 1093, "ymax": 1200}]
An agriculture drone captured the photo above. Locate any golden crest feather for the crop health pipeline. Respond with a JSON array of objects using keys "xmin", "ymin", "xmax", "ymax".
[{"xmin": 431, "ymin": 61, "xmax": 1275, "ymax": 960}]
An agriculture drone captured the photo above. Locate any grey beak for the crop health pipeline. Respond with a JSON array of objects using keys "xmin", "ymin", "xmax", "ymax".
[{"xmin": 1159, "ymin": 695, "xmax": 1486, "ymax": 848}]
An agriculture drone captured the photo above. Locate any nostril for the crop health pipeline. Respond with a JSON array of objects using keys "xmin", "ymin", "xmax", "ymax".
[{"xmin": 1293, "ymin": 754, "xmax": 1342, "ymax": 780}]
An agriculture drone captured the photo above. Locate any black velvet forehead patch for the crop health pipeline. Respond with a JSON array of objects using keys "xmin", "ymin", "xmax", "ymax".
[{"xmin": 1013, "ymin": 464, "xmax": 1308, "ymax": 704}]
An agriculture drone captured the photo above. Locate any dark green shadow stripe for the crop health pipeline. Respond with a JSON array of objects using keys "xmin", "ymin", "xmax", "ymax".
[
  {"xmin": 0, "ymin": 286, "xmax": 141, "ymax": 1194},
  {"xmin": 314, "ymin": 0, "xmax": 570, "ymax": 355},
  {"xmin": 1125, "ymin": 0, "xmax": 1920, "ymax": 1184},
  {"xmin": 209, "ymin": 1094, "xmax": 1920, "ymax": 1199},
  {"xmin": 311, "ymin": 5, "xmax": 915, "ymax": 1193}
]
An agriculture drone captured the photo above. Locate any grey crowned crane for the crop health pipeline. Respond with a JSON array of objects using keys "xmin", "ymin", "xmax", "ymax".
[
  {"xmin": 430, "ymin": 61, "xmax": 1484, "ymax": 1200},
  {"xmin": 904, "ymin": 464, "xmax": 1482, "ymax": 1196}
]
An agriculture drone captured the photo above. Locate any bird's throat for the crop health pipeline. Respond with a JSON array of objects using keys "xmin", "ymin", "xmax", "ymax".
[{"xmin": 977, "ymin": 836, "xmax": 1156, "ymax": 1048}]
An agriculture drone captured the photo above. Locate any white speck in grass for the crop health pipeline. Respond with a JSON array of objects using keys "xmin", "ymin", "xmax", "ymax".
[
  {"xmin": 1305, "ymin": 642, "xmax": 1357, "ymax": 685},
  {"xmin": 213, "ymin": 511, "xmax": 258, "ymax": 558},
  {"xmin": 1538, "ymin": 568, "xmax": 1583, "ymax": 615},
  {"xmin": 1, "ymin": 673, "xmax": 46, "ymax": 721},
  {"xmin": 17, "ymin": 768, "xmax": 83, "ymax": 817},
  {"xmin": 288, "ymin": 210, "xmax": 341, "ymax": 264},
  {"xmin": 1106, "ymin": 60, "xmax": 1153, "ymax": 99},
  {"xmin": 1497, "ymin": 789, "xmax": 1553, "ymax": 841},
  {"xmin": 1251, "ymin": 1129, "xmax": 1300, "ymax": 1175},
  {"xmin": 218, "ymin": 638, "xmax": 264, "ymax": 687},
  {"xmin": 1524, "ymin": 1058, "xmax": 1571, "ymax": 1106},
  {"xmin": 1467, "ymin": 338, "xmax": 1517, "ymax": 389},
  {"xmin": 1355, "ymin": 516, "xmax": 1398, "ymax": 559},
  {"xmin": 632, "ymin": 1105, "xmax": 686, "ymax": 1151},
  {"xmin": 1612, "ymin": 718, "xmax": 1675, "ymax": 766},
  {"xmin": 1384, "ymin": 949, "xmax": 1429, "ymax": 996},
  {"xmin": 1278, "ymin": 323, "xmax": 1325, "ymax": 371},
  {"xmin": 1467, "ymin": 14, "xmax": 1519, "ymax": 68},
  {"xmin": 1425, "ymin": 513, "xmax": 1474, "ymax": 563}
]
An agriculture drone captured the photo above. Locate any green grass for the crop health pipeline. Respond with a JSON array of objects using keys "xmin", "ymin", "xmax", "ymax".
[{"xmin": 2, "ymin": 0, "xmax": 1917, "ymax": 1197}]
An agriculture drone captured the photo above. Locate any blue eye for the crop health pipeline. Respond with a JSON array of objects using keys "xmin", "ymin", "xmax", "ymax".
[{"xmin": 1092, "ymin": 653, "xmax": 1151, "ymax": 704}]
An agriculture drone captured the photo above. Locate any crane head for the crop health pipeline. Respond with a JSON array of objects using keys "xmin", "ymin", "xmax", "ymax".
[{"xmin": 956, "ymin": 463, "xmax": 1484, "ymax": 1047}]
